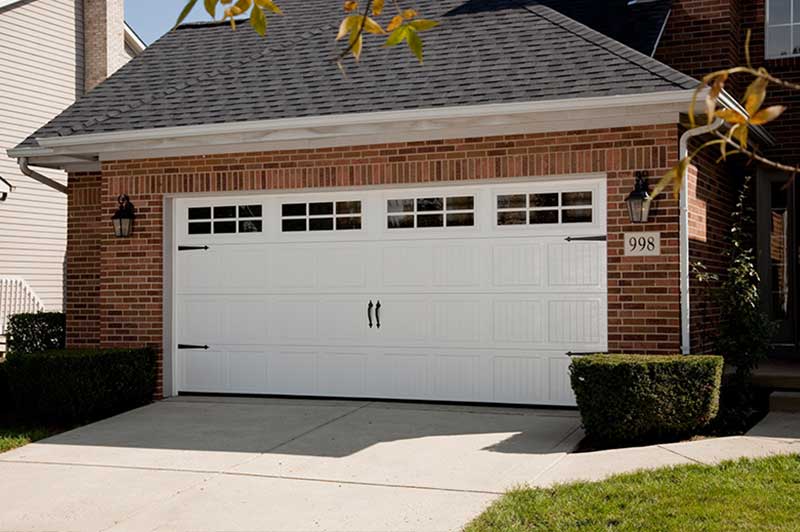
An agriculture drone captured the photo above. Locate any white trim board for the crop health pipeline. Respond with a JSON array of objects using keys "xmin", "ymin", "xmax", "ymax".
[{"xmin": 9, "ymin": 90, "xmax": 704, "ymax": 169}]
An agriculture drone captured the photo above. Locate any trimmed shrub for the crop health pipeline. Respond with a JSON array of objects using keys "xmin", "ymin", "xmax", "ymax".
[
  {"xmin": 570, "ymin": 354, "xmax": 723, "ymax": 446},
  {"xmin": 0, "ymin": 361, "xmax": 7, "ymax": 424},
  {"xmin": 5, "ymin": 347, "xmax": 157, "ymax": 425},
  {"xmin": 6, "ymin": 312, "xmax": 66, "ymax": 354}
]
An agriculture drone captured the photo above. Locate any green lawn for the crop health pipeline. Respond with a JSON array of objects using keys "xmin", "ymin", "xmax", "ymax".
[
  {"xmin": 466, "ymin": 455, "xmax": 800, "ymax": 532},
  {"xmin": 0, "ymin": 426, "xmax": 55, "ymax": 453}
]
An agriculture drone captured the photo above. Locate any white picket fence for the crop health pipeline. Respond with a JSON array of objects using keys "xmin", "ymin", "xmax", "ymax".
[{"xmin": 0, "ymin": 277, "xmax": 44, "ymax": 355}]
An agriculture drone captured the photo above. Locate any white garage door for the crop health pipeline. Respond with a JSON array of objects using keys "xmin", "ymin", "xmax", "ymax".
[{"xmin": 171, "ymin": 178, "xmax": 607, "ymax": 406}]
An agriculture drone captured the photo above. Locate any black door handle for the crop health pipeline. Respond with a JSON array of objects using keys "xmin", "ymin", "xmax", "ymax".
[
  {"xmin": 375, "ymin": 300, "xmax": 381, "ymax": 329},
  {"xmin": 368, "ymin": 300, "xmax": 374, "ymax": 328},
  {"xmin": 178, "ymin": 344, "xmax": 209, "ymax": 350}
]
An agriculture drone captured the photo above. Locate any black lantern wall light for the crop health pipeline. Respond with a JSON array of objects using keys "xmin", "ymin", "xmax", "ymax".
[
  {"xmin": 625, "ymin": 171, "xmax": 653, "ymax": 223},
  {"xmin": 112, "ymin": 194, "xmax": 135, "ymax": 237}
]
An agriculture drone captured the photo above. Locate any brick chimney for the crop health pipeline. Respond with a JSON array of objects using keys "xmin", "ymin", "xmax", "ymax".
[
  {"xmin": 83, "ymin": 0, "xmax": 127, "ymax": 93},
  {"xmin": 654, "ymin": 0, "xmax": 743, "ymax": 83}
]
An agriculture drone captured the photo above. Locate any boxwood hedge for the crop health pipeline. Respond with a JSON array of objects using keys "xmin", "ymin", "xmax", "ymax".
[
  {"xmin": 6, "ymin": 312, "xmax": 66, "ymax": 354},
  {"xmin": 4, "ymin": 347, "xmax": 157, "ymax": 425},
  {"xmin": 570, "ymin": 354, "xmax": 723, "ymax": 446}
]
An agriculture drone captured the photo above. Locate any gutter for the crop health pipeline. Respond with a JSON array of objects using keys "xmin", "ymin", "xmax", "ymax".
[
  {"xmin": 9, "ymin": 89, "xmax": 700, "ymax": 156},
  {"xmin": 678, "ymin": 117, "xmax": 724, "ymax": 354},
  {"xmin": 18, "ymin": 157, "xmax": 67, "ymax": 194}
]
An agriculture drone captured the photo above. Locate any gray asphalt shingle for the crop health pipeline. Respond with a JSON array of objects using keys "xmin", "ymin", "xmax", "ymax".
[{"xmin": 15, "ymin": 0, "xmax": 694, "ymax": 149}]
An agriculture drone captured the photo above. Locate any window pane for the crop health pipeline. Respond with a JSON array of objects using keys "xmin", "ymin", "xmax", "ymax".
[
  {"xmin": 498, "ymin": 211, "xmax": 527, "ymax": 225},
  {"xmin": 417, "ymin": 213, "xmax": 444, "ymax": 227},
  {"xmin": 387, "ymin": 199, "xmax": 414, "ymax": 213},
  {"xmin": 562, "ymin": 191, "xmax": 592, "ymax": 207},
  {"xmin": 282, "ymin": 203, "xmax": 306, "ymax": 217},
  {"xmin": 562, "ymin": 208, "xmax": 593, "ymax": 224},
  {"xmin": 447, "ymin": 213, "xmax": 474, "ymax": 227},
  {"xmin": 239, "ymin": 220, "xmax": 263, "ymax": 233},
  {"xmin": 309, "ymin": 202, "xmax": 333, "ymax": 216},
  {"xmin": 498, "ymin": 194, "xmax": 526, "ymax": 209},
  {"xmin": 336, "ymin": 201, "xmax": 361, "ymax": 215},
  {"xmin": 388, "ymin": 214, "xmax": 414, "ymax": 229},
  {"xmin": 769, "ymin": 0, "xmax": 791, "ymax": 24},
  {"xmin": 282, "ymin": 218, "xmax": 306, "ymax": 232},
  {"xmin": 794, "ymin": 25, "xmax": 800, "ymax": 55},
  {"xmin": 417, "ymin": 197, "xmax": 444, "ymax": 212},
  {"xmin": 214, "ymin": 220, "xmax": 237, "ymax": 233},
  {"xmin": 188, "ymin": 207, "xmax": 211, "ymax": 220},
  {"xmin": 795, "ymin": 0, "xmax": 800, "ymax": 22},
  {"xmin": 336, "ymin": 216, "xmax": 362, "ymax": 230},
  {"xmin": 446, "ymin": 196, "xmax": 474, "ymax": 211},
  {"xmin": 767, "ymin": 25, "xmax": 791, "ymax": 57},
  {"xmin": 214, "ymin": 206, "xmax": 236, "ymax": 219},
  {"xmin": 188, "ymin": 221, "xmax": 211, "ymax": 234},
  {"xmin": 530, "ymin": 193, "xmax": 558, "ymax": 208},
  {"xmin": 239, "ymin": 205, "xmax": 262, "ymax": 218},
  {"xmin": 309, "ymin": 217, "xmax": 334, "ymax": 231},
  {"xmin": 530, "ymin": 210, "xmax": 559, "ymax": 224}
]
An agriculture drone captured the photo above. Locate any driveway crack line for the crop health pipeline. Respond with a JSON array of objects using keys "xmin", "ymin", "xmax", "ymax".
[
  {"xmin": 1, "ymin": 458, "xmax": 502, "ymax": 496},
  {"xmin": 656, "ymin": 445, "xmax": 707, "ymax": 465}
]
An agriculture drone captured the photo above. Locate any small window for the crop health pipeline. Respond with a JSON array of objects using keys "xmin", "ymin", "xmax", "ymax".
[
  {"xmin": 187, "ymin": 203, "xmax": 263, "ymax": 235},
  {"xmin": 766, "ymin": 0, "xmax": 800, "ymax": 58},
  {"xmin": 497, "ymin": 190, "xmax": 593, "ymax": 226},
  {"xmin": 281, "ymin": 200, "xmax": 362, "ymax": 232},
  {"xmin": 387, "ymin": 195, "xmax": 475, "ymax": 229}
]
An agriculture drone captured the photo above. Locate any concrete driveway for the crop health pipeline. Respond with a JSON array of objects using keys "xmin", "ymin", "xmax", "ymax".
[{"xmin": 0, "ymin": 396, "xmax": 581, "ymax": 532}]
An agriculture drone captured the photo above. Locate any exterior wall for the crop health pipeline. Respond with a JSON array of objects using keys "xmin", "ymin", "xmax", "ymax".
[
  {"xmin": 686, "ymin": 140, "xmax": 740, "ymax": 353},
  {"xmin": 83, "ymin": 0, "xmax": 126, "ymax": 92},
  {"xmin": 66, "ymin": 124, "xmax": 683, "ymax": 396},
  {"xmin": 0, "ymin": 0, "xmax": 84, "ymax": 313}
]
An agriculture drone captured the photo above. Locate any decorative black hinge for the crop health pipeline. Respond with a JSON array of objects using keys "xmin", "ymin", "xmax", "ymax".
[
  {"xmin": 565, "ymin": 235, "xmax": 607, "ymax": 242},
  {"xmin": 178, "ymin": 344, "xmax": 210, "ymax": 350},
  {"xmin": 178, "ymin": 245, "xmax": 209, "ymax": 251}
]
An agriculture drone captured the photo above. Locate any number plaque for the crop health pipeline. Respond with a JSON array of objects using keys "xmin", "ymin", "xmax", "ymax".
[{"xmin": 624, "ymin": 232, "xmax": 660, "ymax": 256}]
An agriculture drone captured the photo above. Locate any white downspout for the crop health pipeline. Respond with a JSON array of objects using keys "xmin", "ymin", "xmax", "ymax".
[{"xmin": 678, "ymin": 118, "xmax": 724, "ymax": 354}]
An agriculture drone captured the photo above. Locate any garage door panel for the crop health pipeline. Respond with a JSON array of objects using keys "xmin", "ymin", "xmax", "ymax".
[
  {"xmin": 492, "ymin": 299, "xmax": 545, "ymax": 345},
  {"xmin": 181, "ymin": 349, "xmax": 226, "ymax": 392},
  {"xmin": 227, "ymin": 351, "xmax": 269, "ymax": 393},
  {"xmin": 318, "ymin": 353, "xmax": 368, "ymax": 397},
  {"xmin": 492, "ymin": 243, "xmax": 544, "ymax": 288},
  {"xmin": 547, "ymin": 242, "xmax": 604, "ymax": 288},
  {"xmin": 267, "ymin": 351, "xmax": 318, "ymax": 395},
  {"xmin": 548, "ymin": 298, "xmax": 606, "ymax": 344},
  {"xmin": 272, "ymin": 298, "xmax": 318, "ymax": 342},
  {"xmin": 178, "ymin": 298, "xmax": 223, "ymax": 345},
  {"xmin": 173, "ymin": 179, "xmax": 608, "ymax": 406}
]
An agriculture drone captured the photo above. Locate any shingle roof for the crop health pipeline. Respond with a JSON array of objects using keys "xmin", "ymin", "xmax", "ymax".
[{"xmin": 15, "ymin": 0, "xmax": 694, "ymax": 150}]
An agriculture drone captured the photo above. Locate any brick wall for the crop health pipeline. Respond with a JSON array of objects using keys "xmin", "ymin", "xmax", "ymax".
[
  {"xmin": 65, "ymin": 172, "xmax": 102, "ymax": 347},
  {"xmin": 69, "ymin": 124, "xmax": 686, "ymax": 396},
  {"xmin": 686, "ymin": 140, "xmax": 741, "ymax": 353}
]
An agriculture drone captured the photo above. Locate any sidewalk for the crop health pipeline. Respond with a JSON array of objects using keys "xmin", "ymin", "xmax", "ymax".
[{"xmin": 529, "ymin": 412, "xmax": 800, "ymax": 488}]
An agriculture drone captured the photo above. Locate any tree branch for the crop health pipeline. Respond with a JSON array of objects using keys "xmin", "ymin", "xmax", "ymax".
[{"xmin": 336, "ymin": 0, "xmax": 374, "ymax": 62}]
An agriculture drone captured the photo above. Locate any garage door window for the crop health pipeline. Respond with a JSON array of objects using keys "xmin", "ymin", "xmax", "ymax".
[
  {"xmin": 281, "ymin": 200, "xmax": 362, "ymax": 232},
  {"xmin": 387, "ymin": 195, "xmax": 475, "ymax": 229},
  {"xmin": 497, "ymin": 191, "xmax": 592, "ymax": 226},
  {"xmin": 188, "ymin": 204, "xmax": 263, "ymax": 234}
]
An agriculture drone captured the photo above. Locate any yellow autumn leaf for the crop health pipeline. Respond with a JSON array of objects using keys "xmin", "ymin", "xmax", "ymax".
[
  {"xmin": 343, "ymin": 0, "xmax": 358, "ymax": 12},
  {"xmin": 732, "ymin": 124, "xmax": 749, "ymax": 149},
  {"xmin": 750, "ymin": 105, "xmax": 786, "ymax": 125},
  {"xmin": 337, "ymin": 15, "xmax": 360, "ymax": 40},
  {"xmin": 372, "ymin": 0, "xmax": 384, "ymax": 16},
  {"xmin": 743, "ymin": 75, "xmax": 768, "ymax": 116},
  {"xmin": 254, "ymin": 0, "xmax": 282, "ymax": 14},
  {"xmin": 705, "ymin": 73, "xmax": 727, "ymax": 124},
  {"xmin": 715, "ymin": 108, "xmax": 748, "ymax": 125},
  {"xmin": 349, "ymin": 29, "xmax": 363, "ymax": 60},
  {"xmin": 363, "ymin": 16, "xmax": 385, "ymax": 34},
  {"xmin": 387, "ymin": 14, "xmax": 403, "ymax": 31},
  {"xmin": 402, "ymin": 8, "xmax": 417, "ymax": 19},
  {"xmin": 651, "ymin": 157, "xmax": 690, "ymax": 200}
]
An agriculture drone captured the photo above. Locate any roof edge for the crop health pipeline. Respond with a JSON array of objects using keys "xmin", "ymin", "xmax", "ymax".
[{"xmin": 19, "ymin": 90, "xmax": 700, "ymax": 153}]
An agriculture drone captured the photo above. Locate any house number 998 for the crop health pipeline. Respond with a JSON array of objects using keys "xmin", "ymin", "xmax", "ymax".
[{"xmin": 623, "ymin": 232, "xmax": 660, "ymax": 256}]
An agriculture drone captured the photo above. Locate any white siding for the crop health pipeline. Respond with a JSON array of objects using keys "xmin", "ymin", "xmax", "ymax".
[{"xmin": 0, "ymin": 0, "xmax": 84, "ymax": 311}]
